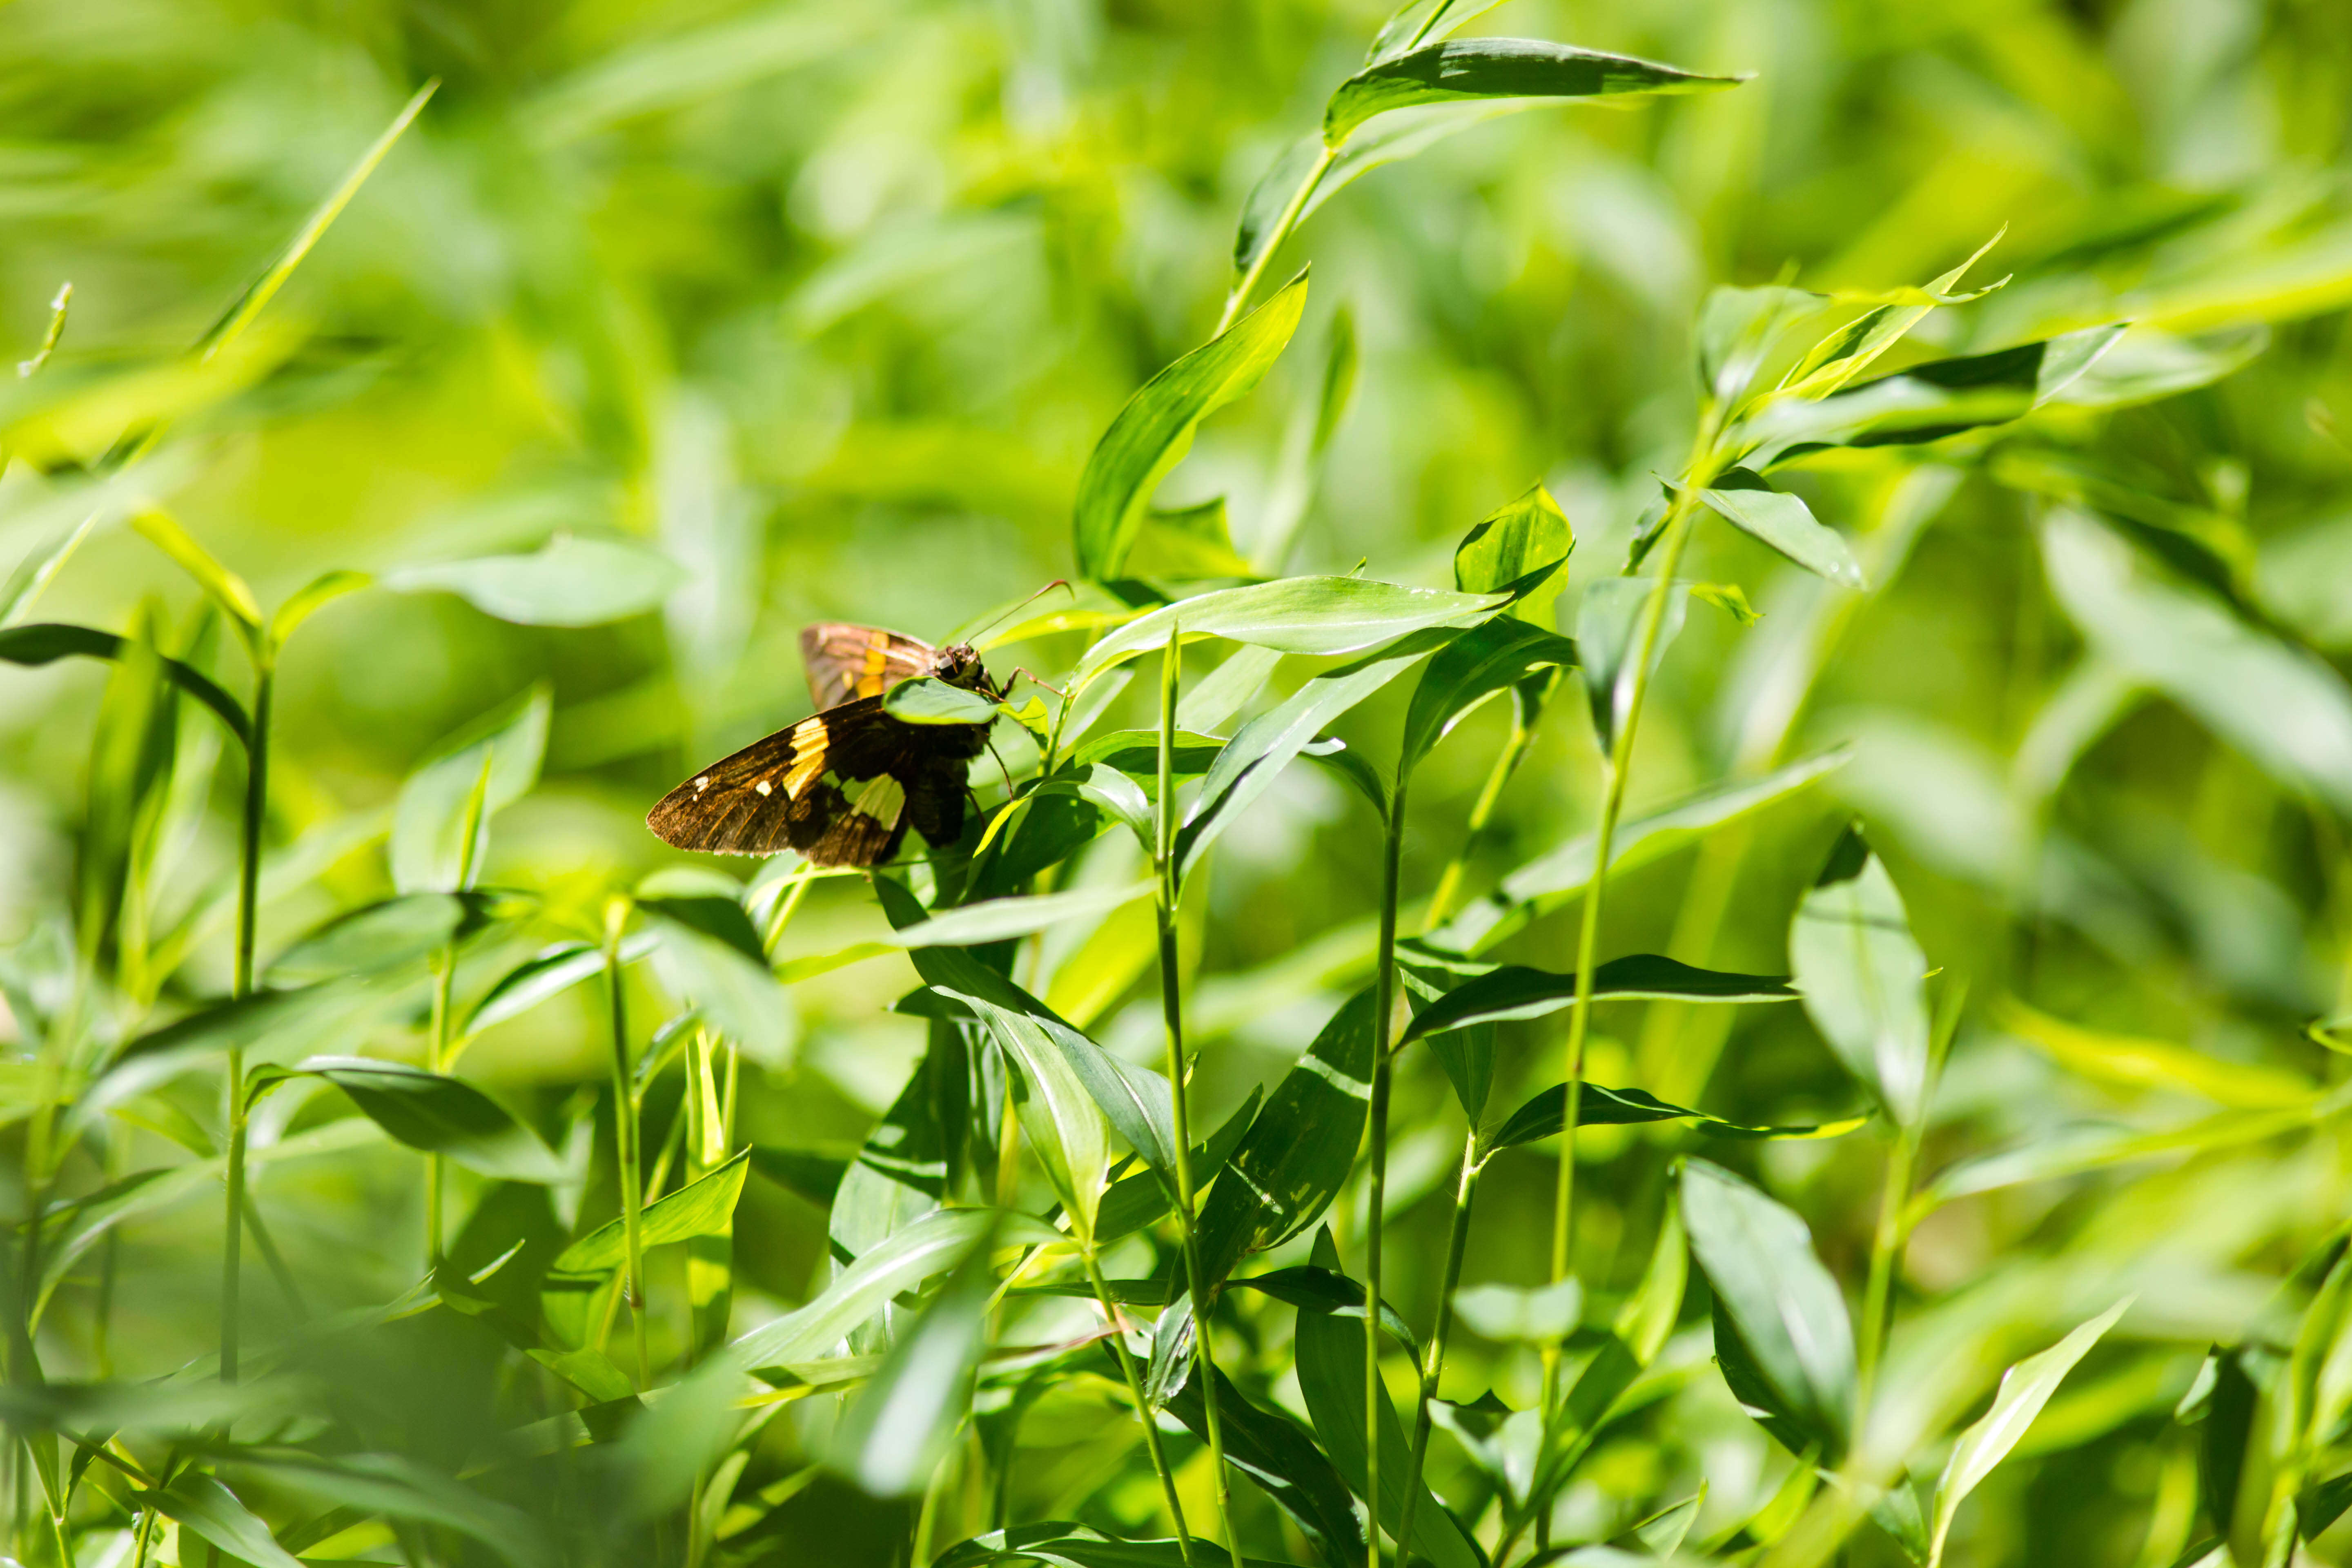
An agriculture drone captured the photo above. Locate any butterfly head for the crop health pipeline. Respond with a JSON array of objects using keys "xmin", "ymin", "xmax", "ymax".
[{"xmin": 931, "ymin": 643, "xmax": 1004, "ymax": 702}]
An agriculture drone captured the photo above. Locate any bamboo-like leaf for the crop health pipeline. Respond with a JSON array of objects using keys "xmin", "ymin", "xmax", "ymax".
[
  {"xmin": 140, "ymin": 1475, "xmax": 305, "ymax": 1568},
  {"xmin": 889, "ymin": 882, "xmax": 1155, "ymax": 949},
  {"xmin": 288, "ymin": 1056, "xmax": 566, "ymax": 1183},
  {"xmin": 1927, "ymin": 1298, "xmax": 2132, "ymax": 1566},
  {"xmin": 266, "ymin": 569, "xmax": 373, "ymax": 653},
  {"xmin": 828, "ymin": 1225, "xmax": 996, "ymax": 1497},
  {"xmin": 1772, "ymin": 229, "xmax": 2007, "ymax": 400},
  {"xmin": 266, "ymin": 892, "xmax": 493, "ymax": 983},
  {"xmin": 239, "ymin": 1450, "xmax": 553, "ymax": 1568},
  {"xmin": 1682, "ymin": 1158, "xmax": 1856, "ymax": 1460},
  {"xmin": 555, "ymin": 1149, "xmax": 751, "ymax": 1271},
  {"xmin": 1577, "ymin": 575, "xmax": 1687, "ymax": 754},
  {"xmin": 1453, "ymin": 481, "xmax": 1573, "ymax": 624},
  {"xmin": 462, "ymin": 934, "xmax": 655, "ymax": 1038},
  {"xmin": 641, "ymin": 895, "xmax": 793, "ymax": 1065},
  {"xmin": 1789, "ymin": 824, "xmax": 1931, "ymax": 1127},
  {"xmin": 382, "ymin": 535, "xmax": 686, "ymax": 627},
  {"xmin": 1160, "ymin": 1357, "xmax": 1363, "ymax": 1563},
  {"xmin": 1691, "ymin": 468, "xmax": 1864, "ymax": 588},
  {"xmin": 1323, "ymin": 38, "xmax": 1742, "ymax": 146},
  {"xmin": 937, "ymin": 1523, "xmax": 1285, "ymax": 1567},
  {"xmin": 1485, "ymin": 1081, "xmax": 1865, "ymax": 1152},
  {"xmin": 1398, "ymin": 955, "xmax": 1797, "ymax": 1044},
  {"xmin": 1073, "ymin": 272, "xmax": 1309, "ymax": 579},
  {"xmin": 1399, "ymin": 615, "xmax": 1578, "ymax": 774},
  {"xmin": 1073, "ymin": 577, "xmax": 1501, "ymax": 688}
]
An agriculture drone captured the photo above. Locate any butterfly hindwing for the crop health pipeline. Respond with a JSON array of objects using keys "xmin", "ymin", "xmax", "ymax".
[
  {"xmin": 647, "ymin": 697, "xmax": 987, "ymax": 867},
  {"xmin": 799, "ymin": 624, "xmax": 938, "ymax": 710}
]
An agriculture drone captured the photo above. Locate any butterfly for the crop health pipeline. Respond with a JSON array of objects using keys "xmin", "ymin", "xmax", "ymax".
[{"xmin": 646, "ymin": 623, "xmax": 1005, "ymax": 867}]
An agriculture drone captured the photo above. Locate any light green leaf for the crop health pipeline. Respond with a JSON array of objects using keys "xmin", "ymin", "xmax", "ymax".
[
  {"xmin": 1323, "ymin": 38, "xmax": 1743, "ymax": 146},
  {"xmin": 141, "ymin": 1474, "xmax": 305, "ymax": 1568},
  {"xmin": 555, "ymin": 1148, "xmax": 751, "ymax": 1271},
  {"xmin": 238, "ymin": 1450, "xmax": 553, "ymax": 1568},
  {"xmin": 2045, "ymin": 509, "xmax": 2352, "ymax": 816},
  {"xmin": 891, "ymin": 882, "xmax": 1155, "ymax": 949},
  {"xmin": 1928, "ymin": 1299, "xmax": 2133, "ymax": 1567},
  {"xmin": 1427, "ymin": 748, "xmax": 1849, "ymax": 953},
  {"xmin": 1576, "ymin": 575, "xmax": 1687, "ymax": 754},
  {"xmin": 1697, "ymin": 284, "xmax": 1822, "ymax": 407},
  {"xmin": 640, "ymin": 896, "xmax": 793, "ymax": 1066},
  {"xmin": 1682, "ymin": 1158, "xmax": 1856, "ymax": 1461},
  {"xmin": 1074, "ymin": 576, "xmax": 1502, "ymax": 689},
  {"xmin": 463, "ymin": 935, "xmax": 654, "ymax": 1039},
  {"xmin": 266, "ymin": 892, "xmax": 489, "ymax": 984},
  {"xmin": 1366, "ymin": 0, "xmax": 1506, "ymax": 62},
  {"xmin": 266, "ymin": 569, "xmax": 372, "ymax": 653},
  {"xmin": 128, "ymin": 508, "xmax": 262, "ymax": 634},
  {"xmin": 1693, "ymin": 468, "xmax": 1863, "ymax": 588},
  {"xmin": 1454, "ymin": 481, "xmax": 1573, "ymax": 626},
  {"xmin": 1122, "ymin": 497, "xmax": 1258, "ymax": 579},
  {"xmin": 829, "ymin": 1225, "xmax": 996, "ymax": 1497},
  {"xmin": 1789, "ymin": 824, "xmax": 1931, "ymax": 1127},
  {"xmin": 883, "ymin": 677, "xmax": 1000, "ymax": 726},
  {"xmin": 382, "ymin": 535, "xmax": 687, "ymax": 627},
  {"xmin": 733, "ymin": 1207, "xmax": 1057, "ymax": 1371},
  {"xmin": 390, "ymin": 686, "xmax": 549, "ymax": 894},
  {"xmin": 1073, "ymin": 272, "xmax": 1309, "ymax": 579},
  {"xmin": 1773, "ymin": 229, "xmax": 2007, "ymax": 400}
]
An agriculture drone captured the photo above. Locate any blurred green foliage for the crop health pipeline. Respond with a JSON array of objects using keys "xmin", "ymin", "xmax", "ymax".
[{"xmin": 3, "ymin": 0, "xmax": 2352, "ymax": 1564}]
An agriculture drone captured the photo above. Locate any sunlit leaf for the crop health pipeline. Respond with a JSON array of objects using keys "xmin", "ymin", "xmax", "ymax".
[
  {"xmin": 1789, "ymin": 824, "xmax": 1931, "ymax": 1127},
  {"xmin": 1323, "ymin": 38, "xmax": 1742, "ymax": 146},
  {"xmin": 1397, "ymin": 955, "xmax": 1797, "ymax": 1043},
  {"xmin": 1073, "ymin": 272, "xmax": 1309, "ymax": 579},
  {"xmin": 1485, "ymin": 1081, "xmax": 1865, "ymax": 1151},
  {"xmin": 1072, "ymin": 577, "xmax": 1500, "ymax": 687},
  {"xmin": 1400, "ymin": 614, "xmax": 1578, "ymax": 774},
  {"xmin": 140, "ymin": 1474, "xmax": 305, "ymax": 1568},
  {"xmin": 556, "ymin": 1149, "xmax": 751, "ymax": 1272},
  {"xmin": 283, "ymin": 1055, "xmax": 566, "ymax": 1184},
  {"xmin": 1576, "ymin": 575, "xmax": 1686, "ymax": 754},
  {"xmin": 829, "ymin": 1222, "xmax": 996, "ymax": 1497},
  {"xmin": 382, "ymin": 535, "xmax": 687, "ymax": 627},
  {"xmin": 1691, "ymin": 468, "xmax": 1863, "ymax": 588},
  {"xmin": 883, "ymin": 677, "xmax": 1000, "ymax": 726}
]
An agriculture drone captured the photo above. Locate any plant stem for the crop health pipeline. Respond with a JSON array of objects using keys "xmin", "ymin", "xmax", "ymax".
[
  {"xmin": 1216, "ymin": 145, "xmax": 1335, "ymax": 336},
  {"xmin": 1393, "ymin": 1134, "xmax": 1482, "ymax": 1564},
  {"xmin": 1423, "ymin": 707, "xmax": 1537, "ymax": 933},
  {"xmin": 604, "ymin": 903, "xmax": 650, "ymax": 1392},
  {"xmin": 1155, "ymin": 629, "xmax": 1240, "ymax": 1557},
  {"xmin": 221, "ymin": 661, "xmax": 272, "ymax": 1385},
  {"xmin": 1081, "ymin": 1247, "xmax": 1194, "ymax": 1561},
  {"xmin": 1856, "ymin": 1117, "xmax": 1920, "ymax": 1399},
  {"xmin": 1544, "ymin": 463, "xmax": 1710, "ymax": 1410},
  {"xmin": 1363, "ymin": 777, "xmax": 1407, "ymax": 1567},
  {"xmin": 425, "ymin": 957, "xmax": 453, "ymax": 1267}
]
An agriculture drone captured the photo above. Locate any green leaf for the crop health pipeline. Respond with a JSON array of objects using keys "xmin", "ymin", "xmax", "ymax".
[
  {"xmin": 288, "ymin": 1056, "xmax": 565, "ymax": 1183},
  {"xmin": 266, "ymin": 892, "xmax": 490, "ymax": 984},
  {"xmin": 1366, "ymin": 0, "xmax": 1505, "ymax": 62},
  {"xmin": 1689, "ymin": 581, "xmax": 1761, "ymax": 626},
  {"xmin": 1178, "ymin": 627, "xmax": 1459, "ymax": 880},
  {"xmin": 1485, "ymin": 1081, "xmax": 1866, "ymax": 1152},
  {"xmin": 1194, "ymin": 988, "xmax": 1376, "ymax": 1290},
  {"xmin": 128, "ymin": 508, "xmax": 262, "ymax": 635},
  {"xmin": 1073, "ymin": 272, "xmax": 1310, "ymax": 579},
  {"xmin": 0, "ymin": 622, "xmax": 249, "ymax": 745},
  {"xmin": 140, "ymin": 1474, "xmax": 305, "ymax": 1568},
  {"xmin": 463, "ymin": 935, "xmax": 653, "ymax": 1038},
  {"xmin": 1292, "ymin": 1231, "xmax": 1482, "ymax": 1568},
  {"xmin": 938, "ymin": 1523, "xmax": 1285, "ymax": 1567},
  {"xmin": 1692, "ymin": 468, "xmax": 1863, "ymax": 588},
  {"xmin": 1400, "ymin": 615, "xmax": 1578, "ymax": 775},
  {"xmin": 1397, "ymin": 955, "xmax": 1797, "ymax": 1044},
  {"xmin": 1072, "ymin": 576, "xmax": 1502, "ymax": 688},
  {"xmin": 1697, "ymin": 284, "xmax": 1822, "ymax": 407},
  {"xmin": 1323, "ymin": 38, "xmax": 1742, "ymax": 146},
  {"xmin": 1789, "ymin": 824, "xmax": 1932, "ymax": 1126},
  {"xmin": 390, "ymin": 686, "xmax": 549, "ymax": 894},
  {"xmin": 640, "ymin": 895, "xmax": 793, "ymax": 1066},
  {"xmin": 74, "ymin": 984, "xmax": 374, "ymax": 1131},
  {"xmin": 1122, "ymin": 497, "xmax": 1258, "ymax": 580},
  {"xmin": 734, "ymin": 1207, "xmax": 1055, "ymax": 1371},
  {"xmin": 2045, "ymin": 509, "xmax": 2352, "ymax": 816},
  {"xmin": 1094, "ymin": 1087, "xmax": 1261, "ymax": 1245},
  {"xmin": 890, "ymin": 882, "xmax": 1155, "ymax": 949},
  {"xmin": 883, "ymin": 677, "xmax": 1001, "ymax": 726},
  {"xmin": 1928, "ymin": 1298, "xmax": 2132, "ymax": 1566},
  {"xmin": 1682, "ymin": 1158, "xmax": 1856, "ymax": 1461},
  {"xmin": 1453, "ymin": 481, "xmax": 1574, "ymax": 625},
  {"xmin": 1450, "ymin": 1278, "xmax": 1582, "ymax": 1344},
  {"xmin": 382, "ymin": 534, "xmax": 687, "ymax": 626},
  {"xmin": 1576, "ymin": 575, "xmax": 1686, "ymax": 754},
  {"xmin": 266, "ymin": 569, "xmax": 372, "ymax": 653},
  {"xmin": 555, "ymin": 1148, "xmax": 751, "ymax": 1271},
  {"xmin": 828, "ymin": 1221, "xmax": 997, "ymax": 1497},
  {"xmin": 1773, "ymin": 229, "xmax": 2007, "ymax": 400},
  {"xmin": 1227, "ymin": 1265, "xmax": 1422, "ymax": 1370},
  {"xmin": 238, "ymin": 1450, "xmax": 552, "ymax": 1568},
  {"xmin": 1160, "ymin": 1355, "xmax": 1363, "ymax": 1564},
  {"xmin": 1427, "ymin": 748, "xmax": 1850, "ymax": 953}
]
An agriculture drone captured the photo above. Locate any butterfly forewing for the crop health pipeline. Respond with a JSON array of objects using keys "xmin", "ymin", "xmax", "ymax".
[{"xmin": 799, "ymin": 623, "xmax": 938, "ymax": 710}]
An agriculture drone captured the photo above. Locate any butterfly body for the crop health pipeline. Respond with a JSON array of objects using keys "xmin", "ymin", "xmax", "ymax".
[{"xmin": 646, "ymin": 623, "xmax": 1004, "ymax": 866}]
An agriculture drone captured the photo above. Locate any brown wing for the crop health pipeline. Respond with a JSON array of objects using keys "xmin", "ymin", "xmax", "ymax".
[
  {"xmin": 647, "ymin": 698, "xmax": 983, "ymax": 867},
  {"xmin": 800, "ymin": 624, "xmax": 938, "ymax": 710}
]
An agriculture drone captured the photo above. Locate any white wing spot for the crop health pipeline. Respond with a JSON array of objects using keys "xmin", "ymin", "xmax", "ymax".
[
  {"xmin": 754, "ymin": 780, "xmax": 772, "ymax": 796},
  {"xmin": 693, "ymin": 776, "xmax": 709, "ymax": 792}
]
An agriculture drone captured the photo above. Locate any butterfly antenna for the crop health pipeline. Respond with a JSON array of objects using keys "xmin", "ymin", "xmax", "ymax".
[{"xmin": 965, "ymin": 579, "xmax": 1074, "ymax": 647}]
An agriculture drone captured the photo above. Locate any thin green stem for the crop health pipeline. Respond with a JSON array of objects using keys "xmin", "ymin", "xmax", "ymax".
[
  {"xmin": 1856, "ymin": 1119, "xmax": 1919, "ymax": 1400},
  {"xmin": 1423, "ymin": 711, "xmax": 1535, "ymax": 933},
  {"xmin": 1216, "ymin": 145, "xmax": 1336, "ymax": 337},
  {"xmin": 424, "ymin": 957, "xmax": 454, "ymax": 1268},
  {"xmin": 1364, "ymin": 776, "xmax": 1408, "ymax": 1567},
  {"xmin": 1544, "ymin": 437, "xmax": 1714, "ymax": 1412},
  {"xmin": 1155, "ymin": 630, "xmax": 1240, "ymax": 1556},
  {"xmin": 221, "ymin": 661, "xmax": 271, "ymax": 1385},
  {"xmin": 1393, "ymin": 1135, "xmax": 1483, "ymax": 1564},
  {"xmin": 1081, "ymin": 1247, "xmax": 1194, "ymax": 1561},
  {"xmin": 604, "ymin": 904, "xmax": 650, "ymax": 1392}
]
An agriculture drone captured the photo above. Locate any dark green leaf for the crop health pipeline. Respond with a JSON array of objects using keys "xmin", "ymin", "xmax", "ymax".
[
  {"xmin": 1486, "ymin": 1082, "xmax": 1865, "ymax": 1152},
  {"xmin": 1398, "ymin": 955, "xmax": 1797, "ymax": 1044},
  {"xmin": 1194, "ymin": 989, "xmax": 1376, "ymax": 1290},
  {"xmin": 1400, "ymin": 615, "xmax": 1578, "ymax": 774},
  {"xmin": 1227, "ymin": 1265, "xmax": 1421, "ymax": 1371},
  {"xmin": 1682, "ymin": 1158, "xmax": 1855, "ymax": 1461},
  {"xmin": 1323, "ymin": 38, "xmax": 1742, "ymax": 146},
  {"xmin": 1161, "ymin": 1356, "xmax": 1361, "ymax": 1565},
  {"xmin": 292, "ymin": 1056, "xmax": 565, "ymax": 1183},
  {"xmin": 937, "ymin": 1522, "xmax": 1289, "ymax": 1567},
  {"xmin": 0, "ymin": 622, "xmax": 248, "ymax": 744},
  {"xmin": 1074, "ymin": 272, "xmax": 1309, "ymax": 579},
  {"xmin": 748, "ymin": 1142, "xmax": 853, "ymax": 1208}
]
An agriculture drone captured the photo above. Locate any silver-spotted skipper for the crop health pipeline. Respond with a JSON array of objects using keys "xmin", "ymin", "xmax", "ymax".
[{"xmin": 647, "ymin": 624, "xmax": 1006, "ymax": 867}]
